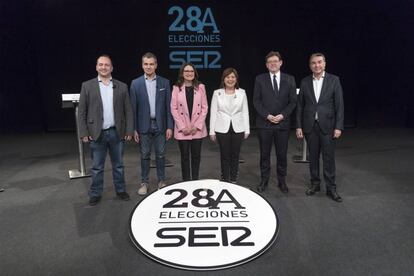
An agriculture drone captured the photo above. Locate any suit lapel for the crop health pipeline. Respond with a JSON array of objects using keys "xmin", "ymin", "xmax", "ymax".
[
  {"xmin": 155, "ymin": 77, "xmax": 162, "ymax": 110},
  {"xmin": 229, "ymin": 90, "xmax": 237, "ymax": 114},
  {"xmin": 140, "ymin": 76, "xmax": 151, "ymax": 109},
  {"xmin": 93, "ymin": 78, "xmax": 104, "ymax": 109},
  {"xmin": 112, "ymin": 79, "xmax": 119, "ymax": 108},
  {"xmin": 318, "ymin": 73, "xmax": 329, "ymax": 102},
  {"xmin": 231, "ymin": 89, "xmax": 241, "ymax": 114},
  {"xmin": 280, "ymin": 73, "xmax": 288, "ymax": 96},
  {"xmin": 308, "ymin": 76, "xmax": 317, "ymax": 104},
  {"xmin": 180, "ymin": 85, "xmax": 190, "ymax": 117},
  {"xmin": 279, "ymin": 74, "xmax": 284, "ymax": 93},
  {"xmin": 192, "ymin": 87, "xmax": 199, "ymax": 119},
  {"xmin": 218, "ymin": 89, "xmax": 232, "ymax": 114},
  {"xmin": 266, "ymin": 74, "xmax": 275, "ymax": 95},
  {"xmin": 218, "ymin": 90, "xmax": 228, "ymax": 113}
]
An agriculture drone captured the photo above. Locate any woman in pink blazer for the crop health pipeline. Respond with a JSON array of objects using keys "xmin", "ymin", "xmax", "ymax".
[{"xmin": 171, "ymin": 63, "xmax": 208, "ymax": 181}]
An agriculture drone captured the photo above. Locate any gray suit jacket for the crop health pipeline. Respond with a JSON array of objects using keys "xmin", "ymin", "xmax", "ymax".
[
  {"xmin": 296, "ymin": 72, "xmax": 344, "ymax": 134},
  {"xmin": 78, "ymin": 77, "xmax": 134, "ymax": 140}
]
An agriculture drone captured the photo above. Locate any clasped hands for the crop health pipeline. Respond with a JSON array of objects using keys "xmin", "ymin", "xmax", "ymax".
[
  {"xmin": 267, "ymin": 114, "xmax": 284, "ymax": 124},
  {"xmin": 182, "ymin": 125, "xmax": 198, "ymax": 136}
]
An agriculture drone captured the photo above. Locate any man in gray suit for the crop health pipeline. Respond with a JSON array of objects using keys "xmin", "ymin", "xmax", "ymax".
[
  {"xmin": 296, "ymin": 53, "xmax": 344, "ymax": 202},
  {"xmin": 78, "ymin": 55, "xmax": 134, "ymax": 206}
]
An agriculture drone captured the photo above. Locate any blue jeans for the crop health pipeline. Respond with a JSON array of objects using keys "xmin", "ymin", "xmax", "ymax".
[
  {"xmin": 139, "ymin": 120, "xmax": 166, "ymax": 183},
  {"xmin": 89, "ymin": 128, "xmax": 126, "ymax": 197}
]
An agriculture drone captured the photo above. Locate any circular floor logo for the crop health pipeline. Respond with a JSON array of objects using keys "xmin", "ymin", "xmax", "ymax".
[{"xmin": 129, "ymin": 179, "xmax": 279, "ymax": 270}]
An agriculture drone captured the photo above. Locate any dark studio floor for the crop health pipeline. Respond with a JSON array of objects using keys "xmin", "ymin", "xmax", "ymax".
[{"xmin": 0, "ymin": 128, "xmax": 413, "ymax": 275}]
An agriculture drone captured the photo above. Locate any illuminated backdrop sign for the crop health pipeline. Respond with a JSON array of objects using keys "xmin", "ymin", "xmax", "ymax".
[{"xmin": 168, "ymin": 5, "xmax": 222, "ymax": 69}]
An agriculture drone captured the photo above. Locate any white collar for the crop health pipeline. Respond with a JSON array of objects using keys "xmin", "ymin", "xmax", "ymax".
[
  {"xmin": 312, "ymin": 71, "xmax": 325, "ymax": 80},
  {"xmin": 97, "ymin": 76, "xmax": 112, "ymax": 83},
  {"xmin": 269, "ymin": 71, "xmax": 280, "ymax": 79}
]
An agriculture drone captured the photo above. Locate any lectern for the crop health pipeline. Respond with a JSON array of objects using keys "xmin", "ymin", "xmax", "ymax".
[{"xmin": 62, "ymin": 94, "xmax": 91, "ymax": 179}]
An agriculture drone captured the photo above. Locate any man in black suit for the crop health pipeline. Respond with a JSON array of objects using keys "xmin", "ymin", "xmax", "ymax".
[
  {"xmin": 253, "ymin": 51, "xmax": 297, "ymax": 193},
  {"xmin": 296, "ymin": 53, "xmax": 344, "ymax": 202}
]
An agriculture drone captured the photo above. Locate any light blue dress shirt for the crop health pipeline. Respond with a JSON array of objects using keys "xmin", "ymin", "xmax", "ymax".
[
  {"xmin": 98, "ymin": 76, "xmax": 115, "ymax": 129},
  {"xmin": 145, "ymin": 75, "xmax": 157, "ymax": 119}
]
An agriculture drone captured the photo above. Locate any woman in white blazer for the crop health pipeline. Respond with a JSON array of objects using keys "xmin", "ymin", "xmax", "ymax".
[{"xmin": 209, "ymin": 68, "xmax": 250, "ymax": 183}]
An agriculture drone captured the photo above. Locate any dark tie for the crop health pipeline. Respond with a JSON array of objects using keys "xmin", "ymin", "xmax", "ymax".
[{"xmin": 273, "ymin": 74, "xmax": 279, "ymax": 95}]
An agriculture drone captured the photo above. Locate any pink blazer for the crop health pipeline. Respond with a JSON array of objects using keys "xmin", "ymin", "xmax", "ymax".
[{"xmin": 171, "ymin": 83, "xmax": 208, "ymax": 140}]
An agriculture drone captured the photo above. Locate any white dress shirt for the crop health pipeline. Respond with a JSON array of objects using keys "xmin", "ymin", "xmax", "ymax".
[
  {"xmin": 269, "ymin": 71, "xmax": 280, "ymax": 91},
  {"xmin": 313, "ymin": 71, "xmax": 325, "ymax": 119}
]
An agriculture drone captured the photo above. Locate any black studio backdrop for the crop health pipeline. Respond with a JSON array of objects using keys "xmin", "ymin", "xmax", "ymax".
[{"xmin": 1, "ymin": 0, "xmax": 414, "ymax": 133}]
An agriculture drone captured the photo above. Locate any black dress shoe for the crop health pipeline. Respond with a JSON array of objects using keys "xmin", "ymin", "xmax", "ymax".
[
  {"xmin": 305, "ymin": 185, "xmax": 321, "ymax": 196},
  {"xmin": 278, "ymin": 183, "xmax": 289, "ymax": 193},
  {"xmin": 326, "ymin": 190, "xmax": 343, "ymax": 202},
  {"xmin": 89, "ymin": 196, "xmax": 101, "ymax": 206},
  {"xmin": 116, "ymin": 192, "xmax": 130, "ymax": 201}
]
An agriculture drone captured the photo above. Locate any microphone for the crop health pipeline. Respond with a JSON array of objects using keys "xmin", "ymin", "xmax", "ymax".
[{"xmin": 113, "ymin": 84, "xmax": 117, "ymax": 89}]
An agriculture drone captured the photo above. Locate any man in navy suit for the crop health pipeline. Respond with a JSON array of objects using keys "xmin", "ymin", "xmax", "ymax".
[
  {"xmin": 296, "ymin": 53, "xmax": 344, "ymax": 202},
  {"xmin": 130, "ymin": 52, "xmax": 173, "ymax": 195},
  {"xmin": 253, "ymin": 51, "xmax": 297, "ymax": 193}
]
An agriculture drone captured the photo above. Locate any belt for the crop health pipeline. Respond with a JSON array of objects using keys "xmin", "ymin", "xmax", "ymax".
[{"xmin": 103, "ymin": 126, "xmax": 115, "ymax": 131}]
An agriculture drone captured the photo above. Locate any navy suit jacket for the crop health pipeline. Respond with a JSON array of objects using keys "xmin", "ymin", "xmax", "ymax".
[
  {"xmin": 296, "ymin": 72, "xmax": 344, "ymax": 134},
  {"xmin": 130, "ymin": 75, "xmax": 173, "ymax": 134},
  {"xmin": 253, "ymin": 72, "xmax": 297, "ymax": 130}
]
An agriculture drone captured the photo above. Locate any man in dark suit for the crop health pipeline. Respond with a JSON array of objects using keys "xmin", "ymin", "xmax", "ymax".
[
  {"xmin": 296, "ymin": 53, "xmax": 344, "ymax": 202},
  {"xmin": 130, "ymin": 52, "xmax": 173, "ymax": 195},
  {"xmin": 78, "ymin": 55, "xmax": 134, "ymax": 206},
  {"xmin": 253, "ymin": 51, "xmax": 297, "ymax": 193}
]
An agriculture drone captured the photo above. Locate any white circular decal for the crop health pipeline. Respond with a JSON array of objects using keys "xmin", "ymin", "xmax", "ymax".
[{"xmin": 129, "ymin": 179, "xmax": 279, "ymax": 270}]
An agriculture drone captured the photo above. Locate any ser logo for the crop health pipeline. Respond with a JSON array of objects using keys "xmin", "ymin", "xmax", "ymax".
[
  {"xmin": 155, "ymin": 188, "xmax": 253, "ymax": 248},
  {"xmin": 167, "ymin": 6, "xmax": 221, "ymax": 69},
  {"xmin": 129, "ymin": 180, "xmax": 279, "ymax": 271}
]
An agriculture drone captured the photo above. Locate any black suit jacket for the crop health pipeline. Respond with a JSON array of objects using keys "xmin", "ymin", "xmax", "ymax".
[
  {"xmin": 296, "ymin": 72, "xmax": 344, "ymax": 134},
  {"xmin": 253, "ymin": 72, "xmax": 297, "ymax": 129}
]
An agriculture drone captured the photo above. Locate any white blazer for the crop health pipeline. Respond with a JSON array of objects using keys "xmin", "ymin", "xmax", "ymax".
[{"xmin": 209, "ymin": 88, "xmax": 250, "ymax": 135}]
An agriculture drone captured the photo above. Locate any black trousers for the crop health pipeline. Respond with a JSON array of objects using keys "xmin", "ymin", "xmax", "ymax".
[
  {"xmin": 178, "ymin": 139, "xmax": 203, "ymax": 181},
  {"xmin": 216, "ymin": 125, "xmax": 244, "ymax": 182},
  {"xmin": 257, "ymin": 128, "xmax": 289, "ymax": 185},
  {"xmin": 305, "ymin": 121, "xmax": 336, "ymax": 191}
]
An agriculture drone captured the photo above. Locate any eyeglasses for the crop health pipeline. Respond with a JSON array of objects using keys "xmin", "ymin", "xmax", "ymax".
[{"xmin": 183, "ymin": 70, "xmax": 194, "ymax": 73}]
